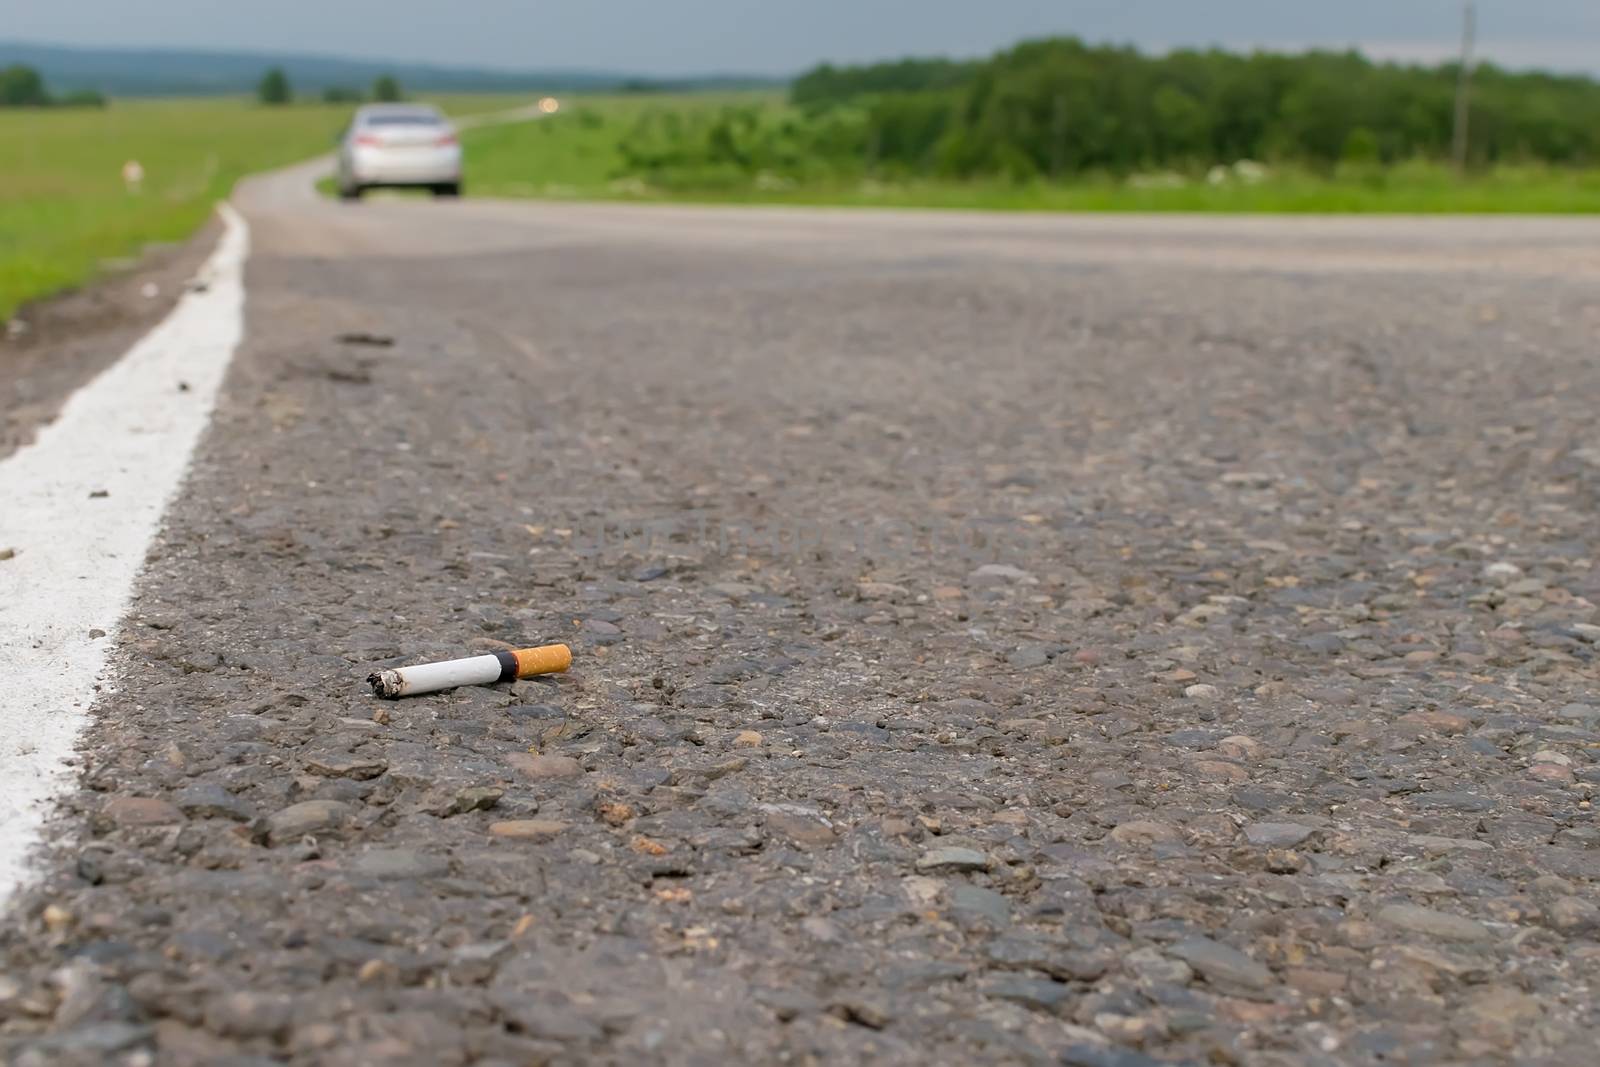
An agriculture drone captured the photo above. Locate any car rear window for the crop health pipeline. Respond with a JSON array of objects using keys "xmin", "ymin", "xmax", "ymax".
[{"xmin": 363, "ymin": 112, "xmax": 444, "ymax": 126}]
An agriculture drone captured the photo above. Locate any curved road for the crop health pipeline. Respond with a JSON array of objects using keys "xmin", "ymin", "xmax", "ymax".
[{"xmin": 3, "ymin": 170, "xmax": 1599, "ymax": 1065}]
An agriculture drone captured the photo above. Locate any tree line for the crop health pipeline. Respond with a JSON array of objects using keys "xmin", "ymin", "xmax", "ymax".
[
  {"xmin": 0, "ymin": 65, "xmax": 104, "ymax": 108},
  {"xmin": 0, "ymin": 61, "xmax": 407, "ymax": 109},
  {"xmin": 619, "ymin": 38, "xmax": 1600, "ymax": 187},
  {"xmin": 257, "ymin": 68, "xmax": 404, "ymax": 106}
]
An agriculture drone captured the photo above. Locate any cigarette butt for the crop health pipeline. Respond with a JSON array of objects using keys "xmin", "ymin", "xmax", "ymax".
[{"xmin": 368, "ymin": 643, "xmax": 572, "ymax": 699}]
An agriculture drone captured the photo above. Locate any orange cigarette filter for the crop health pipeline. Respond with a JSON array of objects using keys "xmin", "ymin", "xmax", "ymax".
[{"xmin": 513, "ymin": 643, "xmax": 572, "ymax": 678}]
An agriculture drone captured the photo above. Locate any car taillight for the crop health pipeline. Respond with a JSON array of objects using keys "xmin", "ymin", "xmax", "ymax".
[
  {"xmin": 355, "ymin": 133, "xmax": 383, "ymax": 147},
  {"xmin": 436, "ymin": 132, "xmax": 459, "ymax": 146}
]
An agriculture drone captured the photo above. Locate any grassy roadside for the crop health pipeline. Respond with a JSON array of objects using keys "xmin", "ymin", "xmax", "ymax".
[
  {"xmin": 580, "ymin": 167, "xmax": 1600, "ymax": 214},
  {"xmin": 462, "ymin": 93, "xmax": 1600, "ymax": 215},
  {"xmin": 0, "ymin": 95, "xmax": 529, "ymax": 321}
]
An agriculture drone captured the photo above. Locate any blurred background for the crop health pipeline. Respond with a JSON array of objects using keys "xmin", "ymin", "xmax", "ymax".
[{"xmin": 4, "ymin": 0, "xmax": 1600, "ymax": 319}]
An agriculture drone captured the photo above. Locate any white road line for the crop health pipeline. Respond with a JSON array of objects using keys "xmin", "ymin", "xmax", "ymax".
[{"xmin": 0, "ymin": 203, "xmax": 250, "ymax": 909}]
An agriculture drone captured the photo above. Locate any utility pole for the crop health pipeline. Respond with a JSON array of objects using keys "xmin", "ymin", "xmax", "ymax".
[
  {"xmin": 1051, "ymin": 93, "xmax": 1067, "ymax": 179},
  {"xmin": 1452, "ymin": 1, "xmax": 1477, "ymax": 171}
]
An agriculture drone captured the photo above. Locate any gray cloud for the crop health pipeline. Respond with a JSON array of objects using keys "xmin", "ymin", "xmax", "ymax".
[{"xmin": 8, "ymin": 0, "xmax": 1598, "ymax": 75}]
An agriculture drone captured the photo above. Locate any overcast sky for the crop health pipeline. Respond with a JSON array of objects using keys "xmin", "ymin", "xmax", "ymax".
[{"xmin": 9, "ymin": 1, "xmax": 1600, "ymax": 75}]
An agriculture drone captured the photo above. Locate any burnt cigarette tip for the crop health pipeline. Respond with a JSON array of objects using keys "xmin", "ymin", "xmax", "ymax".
[{"xmin": 369, "ymin": 670, "xmax": 405, "ymax": 700}]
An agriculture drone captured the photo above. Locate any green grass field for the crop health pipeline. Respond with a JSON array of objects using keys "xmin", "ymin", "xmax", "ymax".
[
  {"xmin": 0, "ymin": 95, "xmax": 529, "ymax": 320},
  {"xmin": 463, "ymin": 93, "xmax": 1600, "ymax": 214}
]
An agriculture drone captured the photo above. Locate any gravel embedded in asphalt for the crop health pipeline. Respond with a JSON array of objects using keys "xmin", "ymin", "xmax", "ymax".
[{"xmin": 1, "ymin": 180, "xmax": 1599, "ymax": 1065}]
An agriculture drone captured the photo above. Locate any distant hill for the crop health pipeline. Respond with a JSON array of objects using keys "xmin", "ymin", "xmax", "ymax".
[{"xmin": 0, "ymin": 41, "xmax": 780, "ymax": 97}]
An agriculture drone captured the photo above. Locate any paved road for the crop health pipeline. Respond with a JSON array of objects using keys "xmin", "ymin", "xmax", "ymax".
[{"xmin": 3, "ymin": 172, "xmax": 1600, "ymax": 1066}]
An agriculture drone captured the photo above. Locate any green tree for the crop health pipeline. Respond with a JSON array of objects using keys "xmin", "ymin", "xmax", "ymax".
[
  {"xmin": 0, "ymin": 65, "xmax": 50, "ymax": 107},
  {"xmin": 1342, "ymin": 127, "xmax": 1381, "ymax": 165},
  {"xmin": 372, "ymin": 75, "xmax": 402, "ymax": 102},
  {"xmin": 257, "ymin": 67, "xmax": 291, "ymax": 106},
  {"xmin": 1152, "ymin": 86, "xmax": 1211, "ymax": 162}
]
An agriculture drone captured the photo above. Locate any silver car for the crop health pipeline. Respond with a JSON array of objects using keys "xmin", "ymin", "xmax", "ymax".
[{"xmin": 336, "ymin": 104, "xmax": 462, "ymax": 200}]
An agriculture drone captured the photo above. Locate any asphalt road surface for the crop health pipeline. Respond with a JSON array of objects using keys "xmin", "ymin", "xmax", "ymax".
[{"xmin": 3, "ymin": 168, "xmax": 1600, "ymax": 1066}]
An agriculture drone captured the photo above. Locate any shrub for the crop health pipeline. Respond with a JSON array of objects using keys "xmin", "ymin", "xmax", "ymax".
[
  {"xmin": 372, "ymin": 75, "xmax": 402, "ymax": 102},
  {"xmin": 0, "ymin": 65, "xmax": 50, "ymax": 107},
  {"xmin": 257, "ymin": 68, "xmax": 292, "ymax": 106}
]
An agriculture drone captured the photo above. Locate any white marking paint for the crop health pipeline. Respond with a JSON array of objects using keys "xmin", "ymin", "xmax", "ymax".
[{"xmin": 0, "ymin": 203, "xmax": 250, "ymax": 909}]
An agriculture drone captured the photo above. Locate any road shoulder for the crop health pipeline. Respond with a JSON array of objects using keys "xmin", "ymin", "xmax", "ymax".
[{"xmin": 1, "ymin": 218, "xmax": 223, "ymax": 463}]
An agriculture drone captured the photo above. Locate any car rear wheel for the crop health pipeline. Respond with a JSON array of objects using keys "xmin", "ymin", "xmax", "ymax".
[
  {"xmin": 432, "ymin": 182, "xmax": 461, "ymax": 198},
  {"xmin": 339, "ymin": 183, "xmax": 364, "ymax": 201}
]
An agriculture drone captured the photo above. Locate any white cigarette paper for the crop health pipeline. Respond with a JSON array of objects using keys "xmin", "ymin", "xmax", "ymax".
[{"xmin": 373, "ymin": 655, "xmax": 502, "ymax": 698}]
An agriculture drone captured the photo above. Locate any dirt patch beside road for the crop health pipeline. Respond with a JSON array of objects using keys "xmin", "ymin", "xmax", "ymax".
[{"xmin": 0, "ymin": 219, "xmax": 221, "ymax": 463}]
